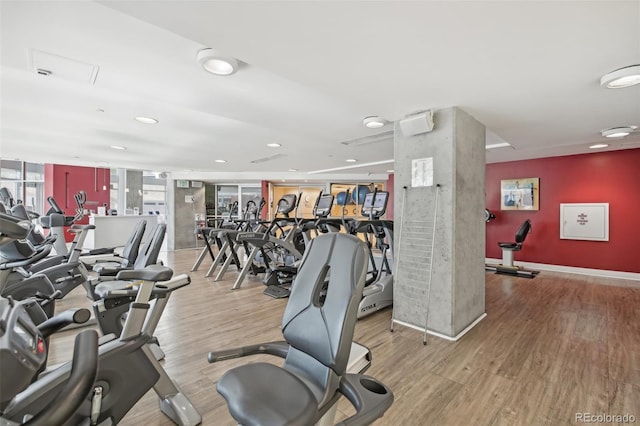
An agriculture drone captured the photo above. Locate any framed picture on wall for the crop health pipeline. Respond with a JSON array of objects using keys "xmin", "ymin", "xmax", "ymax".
[{"xmin": 501, "ymin": 177, "xmax": 539, "ymax": 210}]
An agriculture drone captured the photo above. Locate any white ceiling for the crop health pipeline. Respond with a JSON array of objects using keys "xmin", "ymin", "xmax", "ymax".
[{"xmin": 1, "ymin": 1, "xmax": 639, "ymax": 181}]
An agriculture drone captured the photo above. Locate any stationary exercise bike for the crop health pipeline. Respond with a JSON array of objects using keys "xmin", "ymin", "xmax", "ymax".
[{"xmin": 1, "ymin": 213, "xmax": 202, "ymax": 426}]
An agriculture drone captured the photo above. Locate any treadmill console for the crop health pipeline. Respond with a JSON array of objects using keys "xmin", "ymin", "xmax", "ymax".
[{"xmin": 0, "ymin": 297, "xmax": 47, "ymax": 407}]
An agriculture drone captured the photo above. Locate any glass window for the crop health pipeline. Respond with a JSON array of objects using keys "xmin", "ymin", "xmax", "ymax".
[
  {"xmin": 24, "ymin": 182, "xmax": 44, "ymax": 213},
  {"xmin": 142, "ymin": 171, "xmax": 167, "ymax": 215},
  {"xmin": 240, "ymin": 186, "xmax": 262, "ymax": 218},
  {"xmin": 0, "ymin": 159, "xmax": 23, "ymax": 180},
  {"xmin": 0, "ymin": 160, "xmax": 43, "ymax": 211},
  {"xmin": 217, "ymin": 185, "xmax": 239, "ymax": 219},
  {"xmin": 24, "ymin": 163, "xmax": 44, "ymax": 181}
]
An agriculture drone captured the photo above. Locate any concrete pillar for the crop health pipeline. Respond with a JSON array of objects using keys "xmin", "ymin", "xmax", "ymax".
[
  {"xmin": 171, "ymin": 180, "xmax": 205, "ymax": 250},
  {"xmin": 125, "ymin": 169, "xmax": 143, "ymax": 214},
  {"xmin": 393, "ymin": 107, "xmax": 486, "ymax": 339}
]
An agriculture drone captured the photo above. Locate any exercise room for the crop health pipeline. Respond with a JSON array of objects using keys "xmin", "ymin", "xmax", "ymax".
[{"xmin": 1, "ymin": 2, "xmax": 638, "ymax": 425}]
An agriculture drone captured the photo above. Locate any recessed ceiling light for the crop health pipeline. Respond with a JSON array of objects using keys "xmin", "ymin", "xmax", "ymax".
[
  {"xmin": 288, "ymin": 168, "xmax": 298, "ymax": 172},
  {"xmin": 600, "ymin": 65, "xmax": 640, "ymax": 88},
  {"xmin": 363, "ymin": 116, "xmax": 386, "ymax": 129},
  {"xmin": 601, "ymin": 126, "xmax": 636, "ymax": 138},
  {"xmin": 110, "ymin": 145, "xmax": 127, "ymax": 150},
  {"xmin": 386, "ymin": 169, "xmax": 394, "ymax": 173},
  {"xmin": 215, "ymin": 159, "xmax": 227, "ymax": 163},
  {"xmin": 267, "ymin": 143, "xmax": 282, "ymax": 148},
  {"xmin": 346, "ymin": 158, "xmax": 357, "ymax": 163},
  {"xmin": 135, "ymin": 116, "xmax": 158, "ymax": 124},
  {"xmin": 197, "ymin": 48, "xmax": 238, "ymax": 76},
  {"xmin": 589, "ymin": 143, "xmax": 609, "ymax": 149}
]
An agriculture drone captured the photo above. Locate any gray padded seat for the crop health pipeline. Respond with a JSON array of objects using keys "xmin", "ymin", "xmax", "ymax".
[
  {"xmin": 94, "ymin": 265, "xmax": 173, "ymax": 300},
  {"xmin": 93, "ymin": 223, "xmax": 163, "ymax": 277},
  {"xmin": 216, "ymin": 233, "xmax": 369, "ymax": 425},
  {"xmin": 217, "ymin": 363, "xmax": 317, "ymax": 426}
]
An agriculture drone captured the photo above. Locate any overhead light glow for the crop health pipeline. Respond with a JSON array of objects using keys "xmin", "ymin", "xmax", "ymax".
[
  {"xmin": 110, "ymin": 145, "xmax": 127, "ymax": 150},
  {"xmin": 288, "ymin": 168, "xmax": 298, "ymax": 172},
  {"xmin": 386, "ymin": 169, "xmax": 394, "ymax": 173},
  {"xmin": 600, "ymin": 65, "xmax": 640, "ymax": 88},
  {"xmin": 589, "ymin": 144, "xmax": 609, "ymax": 149},
  {"xmin": 135, "ymin": 116, "xmax": 158, "ymax": 124},
  {"xmin": 267, "ymin": 143, "xmax": 282, "ymax": 148},
  {"xmin": 485, "ymin": 142, "xmax": 511, "ymax": 150},
  {"xmin": 215, "ymin": 159, "xmax": 227, "ymax": 163},
  {"xmin": 363, "ymin": 116, "xmax": 386, "ymax": 129},
  {"xmin": 601, "ymin": 126, "xmax": 635, "ymax": 138},
  {"xmin": 197, "ymin": 48, "xmax": 238, "ymax": 76},
  {"xmin": 346, "ymin": 158, "xmax": 357, "ymax": 163}
]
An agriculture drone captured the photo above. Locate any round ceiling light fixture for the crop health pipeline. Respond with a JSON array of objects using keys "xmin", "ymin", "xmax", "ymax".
[
  {"xmin": 197, "ymin": 48, "xmax": 238, "ymax": 76},
  {"xmin": 600, "ymin": 65, "xmax": 640, "ymax": 88},
  {"xmin": 601, "ymin": 126, "xmax": 636, "ymax": 138},
  {"xmin": 134, "ymin": 116, "xmax": 158, "ymax": 124},
  {"xmin": 362, "ymin": 116, "xmax": 386, "ymax": 129}
]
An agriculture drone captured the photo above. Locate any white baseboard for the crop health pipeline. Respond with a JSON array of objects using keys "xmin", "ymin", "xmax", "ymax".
[
  {"xmin": 391, "ymin": 313, "xmax": 487, "ymax": 342},
  {"xmin": 485, "ymin": 258, "xmax": 640, "ymax": 282}
]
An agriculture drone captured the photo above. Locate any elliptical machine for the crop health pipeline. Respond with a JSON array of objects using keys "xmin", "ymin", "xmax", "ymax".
[{"xmin": 353, "ymin": 190, "xmax": 394, "ymax": 319}]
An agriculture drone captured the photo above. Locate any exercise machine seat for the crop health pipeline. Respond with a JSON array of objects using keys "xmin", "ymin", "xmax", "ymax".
[
  {"xmin": 497, "ymin": 219, "xmax": 531, "ymax": 268},
  {"xmin": 217, "ymin": 363, "xmax": 317, "ymax": 425},
  {"xmin": 498, "ymin": 219, "xmax": 531, "ymax": 251},
  {"xmin": 216, "ymin": 233, "xmax": 393, "ymax": 425},
  {"xmin": 93, "ymin": 265, "xmax": 173, "ymax": 299}
]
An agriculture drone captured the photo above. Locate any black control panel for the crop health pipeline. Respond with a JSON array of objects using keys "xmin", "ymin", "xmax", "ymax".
[{"xmin": 0, "ymin": 297, "xmax": 47, "ymax": 407}]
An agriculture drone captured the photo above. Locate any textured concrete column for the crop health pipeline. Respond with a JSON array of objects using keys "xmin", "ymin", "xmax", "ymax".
[
  {"xmin": 393, "ymin": 107, "xmax": 485, "ymax": 338},
  {"xmin": 171, "ymin": 181, "xmax": 205, "ymax": 250},
  {"xmin": 125, "ymin": 169, "xmax": 143, "ymax": 213}
]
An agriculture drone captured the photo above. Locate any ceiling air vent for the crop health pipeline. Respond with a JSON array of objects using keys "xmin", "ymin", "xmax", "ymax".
[
  {"xmin": 250, "ymin": 153, "xmax": 287, "ymax": 164},
  {"xmin": 30, "ymin": 49, "xmax": 99, "ymax": 85}
]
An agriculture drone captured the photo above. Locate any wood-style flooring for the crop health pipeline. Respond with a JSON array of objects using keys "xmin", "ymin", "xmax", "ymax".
[{"xmin": 49, "ymin": 249, "xmax": 640, "ymax": 425}]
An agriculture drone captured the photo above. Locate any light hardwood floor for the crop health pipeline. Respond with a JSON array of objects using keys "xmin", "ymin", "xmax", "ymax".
[{"xmin": 49, "ymin": 249, "xmax": 640, "ymax": 425}]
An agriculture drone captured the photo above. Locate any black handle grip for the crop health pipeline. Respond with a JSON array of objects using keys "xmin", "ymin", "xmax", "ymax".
[
  {"xmin": 37, "ymin": 308, "xmax": 92, "ymax": 339},
  {"xmin": 24, "ymin": 330, "xmax": 99, "ymax": 426}
]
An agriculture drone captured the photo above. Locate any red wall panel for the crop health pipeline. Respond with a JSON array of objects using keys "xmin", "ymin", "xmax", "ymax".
[
  {"xmin": 44, "ymin": 164, "xmax": 110, "ymax": 242},
  {"xmin": 386, "ymin": 173, "xmax": 394, "ymax": 220},
  {"xmin": 485, "ymin": 149, "xmax": 640, "ymax": 273}
]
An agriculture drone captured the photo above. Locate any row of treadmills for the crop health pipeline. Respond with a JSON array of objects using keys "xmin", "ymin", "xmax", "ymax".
[{"xmin": 192, "ymin": 188, "xmax": 395, "ymax": 318}]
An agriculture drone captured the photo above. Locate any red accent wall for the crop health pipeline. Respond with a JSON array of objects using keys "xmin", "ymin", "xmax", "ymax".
[
  {"xmin": 485, "ymin": 149, "xmax": 640, "ymax": 273},
  {"xmin": 44, "ymin": 164, "xmax": 110, "ymax": 242}
]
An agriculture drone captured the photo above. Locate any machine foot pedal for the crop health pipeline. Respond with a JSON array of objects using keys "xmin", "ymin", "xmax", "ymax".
[{"xmin": 263, "ymin": 285, "xmax": 290, "ymax": 299}]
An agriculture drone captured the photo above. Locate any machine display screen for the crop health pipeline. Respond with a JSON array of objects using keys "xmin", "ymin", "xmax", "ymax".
[
  {"xmin": 316, "ymin": 195, "xmax": 333, "ymax": 211},
  {"xmin": 373, "ymin": 193, "xmax": 388, "ymax": 209},
  {"xmin": 14, "ymin": 320, "xmax": 35, "ymax": 349}
]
